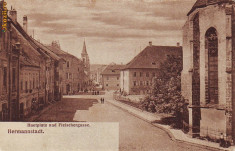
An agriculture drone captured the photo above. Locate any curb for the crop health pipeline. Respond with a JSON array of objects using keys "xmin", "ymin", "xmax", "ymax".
[{"xmin": 106, "ymin": 100, "xmax": 230, "ymax": 151}]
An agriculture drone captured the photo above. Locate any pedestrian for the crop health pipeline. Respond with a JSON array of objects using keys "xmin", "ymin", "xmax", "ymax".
[
  {"xmin": 100, "ymin": 98, "xmax": 103, "ymax": 104},
  {"xmin": 103, "ymin": 97, "xmax": 105, "ymax": 104},
  {"xmin": 220, "ymin": 133, "xmax": 225, "ymax": 147}
]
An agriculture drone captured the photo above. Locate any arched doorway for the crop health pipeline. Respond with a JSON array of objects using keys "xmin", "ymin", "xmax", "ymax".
[{"xmin": 205, "ymin": 27, "xmax": 218, "ymax": 104}]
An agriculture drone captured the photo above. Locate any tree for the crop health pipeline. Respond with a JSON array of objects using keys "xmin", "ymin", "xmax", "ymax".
[{"xmin": 140, "ymin": 55, "xmax": 188, "ymax": 128}]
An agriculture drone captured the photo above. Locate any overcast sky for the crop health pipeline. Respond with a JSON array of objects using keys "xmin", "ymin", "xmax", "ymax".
[{"xmin": 6, "ymin": 0, "xmax": 195, "ymax": 65}]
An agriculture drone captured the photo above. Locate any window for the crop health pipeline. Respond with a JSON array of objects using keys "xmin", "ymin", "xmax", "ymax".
[
  {"xmin": 21, "ymin": 80, "xmax": 23, "ymax": 90},
  {"xmin": 117, "ymin": 77, "xmax": 119, "ymax": 80},
  {"xmin": 117, "ymin": 84, "xmax": 119, "ymax": 86},
  {"xmin": 133, "ymin": 72, "xmax": 137, "ymax": 77},
  {"xmin": 36, "ymin": 79, "xmax": 38, "ymax": 88},
  {"xmin": 140, "ymin": 72, "xmax": 142, "ymax": 77},
  {"xmin": 3, "ymin": 67, "xmax": 7, "ymax": 87},
  {"xmin": 146, "ymin": 72, "xmax": 149, "ymax": 77},
  {"xmin": 33, "ymin": 78, "xmax": 35, "ymax": 89},
  {"xmin": 133, "ymin": 81, "xmax": 136, "ymax": 86},
  {"xmin": 25, "ymin": 81, "xmax": 28, "ymax": 90},
  {"xmin": 12, "ymin": 68, "xmax": 16, "ymax": 89},
  {"xmin": 106, "ymin": 84, "xmax": 108, "ymax": 87},
  {"xmin": 146, "ymin": 81, "xmax": 149, "ymax": 86},
  {"xmin": 206, "ymin": 27, "xmax": 218, "ymax": 104},
  {"xmin": 30, "ymin": 81, "xmax": 32, "ymax": 89},
  {"xmin": 66, "ymin": 73, "xmax": 69, "ymax": 79},
  {"xmin": 140, "ymin": 81, "xmax": 143, "ymax": 86},
  {"xmin": 78, "ymin": 68, "xmax": 80, "ymax": 72},
  {"xmin": 67, "ymin": 61, "xmax": 70, "ymax": 68}
]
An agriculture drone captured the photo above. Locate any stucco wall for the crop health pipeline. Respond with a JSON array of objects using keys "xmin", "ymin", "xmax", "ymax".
[
  {"xmin": 182, "ymin": 3, "xmax": 233, "ymax": 138},
  {"xmin": 121, "ymin": 69, "xmax": 158, "ymax": 95},
  {"xmin": 200, "ymin": 108, "xmax": 226, "ymax": 138},
  {"xmin": 102, "ymin": 74, "xmax": 120, "ymax": 90}
]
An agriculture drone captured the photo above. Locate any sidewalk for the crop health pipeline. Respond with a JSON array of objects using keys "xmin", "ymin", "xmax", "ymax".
[
  {"xmin": 104, "ymin": 92, "xmax": 233, "ymax": 151},
  {"xmin": 23, "ymin": 102, "xmax": 59, "ymax": 122}
]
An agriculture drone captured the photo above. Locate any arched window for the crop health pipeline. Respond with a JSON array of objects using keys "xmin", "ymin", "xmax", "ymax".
[{"xmin": 205, "ymin": 27, "xmax": 218, "ymax": 104}]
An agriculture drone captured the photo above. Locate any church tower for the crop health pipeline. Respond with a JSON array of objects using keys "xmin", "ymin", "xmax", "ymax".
[{"xmin": 81, "ymin": 40, "xmax": 90, "ymax": 76}]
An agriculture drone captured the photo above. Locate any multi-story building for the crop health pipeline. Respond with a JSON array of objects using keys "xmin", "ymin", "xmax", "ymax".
[
  {"xmin": 101, "ymin": 63, "xmax": 124, "ymax": 91},
  {"xmin": 0, "ymin": 1, "xmax": 10, "ymax": 121},
  {"xmin": 120, "ymin": 42, "xmax": 182, "ymax": 95},
  {"xmin": 90, "ymin": 64, "xmax": 107, "ymax": 85},
  {"xmin": 181, "ymin": 0, "xmax": 235, "ymax": 143},
  {"xmin": 47, "ymin": 41, "xmax": 89, "ymax": 95},
  {"xmin": 0, "ymin": 6, "xmax": 64, "ymax": 121}
]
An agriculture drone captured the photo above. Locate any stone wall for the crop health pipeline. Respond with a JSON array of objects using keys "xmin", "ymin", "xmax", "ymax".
[{"xmin": 182, "ymin": 3, "xmax": 234, "ymax": 140}]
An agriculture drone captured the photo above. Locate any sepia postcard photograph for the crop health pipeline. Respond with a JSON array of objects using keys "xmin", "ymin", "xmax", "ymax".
[{"xmin": 1, "ymin": 0, "xmax": 235, "ymax": 150}]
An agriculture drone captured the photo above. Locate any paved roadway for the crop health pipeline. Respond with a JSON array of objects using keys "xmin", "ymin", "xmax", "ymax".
[{"xmin": 36, "ymin": 96, "xmax": 217, "ymax": 151}]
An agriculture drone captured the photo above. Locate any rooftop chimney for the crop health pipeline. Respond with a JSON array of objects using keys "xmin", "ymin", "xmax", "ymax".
[
  {"xmin": 9, "ymin": 8, "xmax": 17, "ymax": 23},
  {"xmin": 149, "ymin": 41, "xmax": 152, "ymax": 47},
  {"xmin": 23, "ymin": 15, "xmax": 28, "ymax": 33},
  {"xmin": 177, "ymin": 42, "xmax": 180, "ymax": 47}
]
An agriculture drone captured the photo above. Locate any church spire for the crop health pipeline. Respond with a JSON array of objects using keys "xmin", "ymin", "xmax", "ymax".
[
  {"xmin": 81, "ymin": 39, "xmax": 90, "ymax": 77},
  {"xmin": 82, "ymin": 40, "xmax": 87, "ymax": 54}
]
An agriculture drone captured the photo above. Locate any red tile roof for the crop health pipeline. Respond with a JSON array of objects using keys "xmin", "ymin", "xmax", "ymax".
[{"xmin": 123, "ymin": 45, "xmax": 182, "ymax": 70}]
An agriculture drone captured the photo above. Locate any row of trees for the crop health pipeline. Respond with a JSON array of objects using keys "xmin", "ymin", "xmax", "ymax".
[{"xmin": 139, "ymin": 55, "xmax": 188, "ymax": 128}]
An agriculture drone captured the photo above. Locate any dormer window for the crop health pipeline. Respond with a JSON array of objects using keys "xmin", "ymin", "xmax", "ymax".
[{"xmin": 152, "ymin": 62, "xmax": 156, "ymax": 65}]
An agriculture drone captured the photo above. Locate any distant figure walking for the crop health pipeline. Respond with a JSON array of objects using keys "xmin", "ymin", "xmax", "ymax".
[
  {"xmin": 100, "ymin": 98, "xmax": 105, "ymax": 104},
  {"xmin": 100, "ymin": 98, "xmax": 103, "ymax": 104}
]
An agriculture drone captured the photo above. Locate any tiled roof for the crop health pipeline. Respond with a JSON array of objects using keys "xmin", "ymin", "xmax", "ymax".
[
  {"xmin": 47, "ymin": 45, "xmax": 68, "ymax": 55},
  {"xmin": 47, "ymin": 45, "xmax": 82, "ymax": 63},
  {"xmin": 90, "ymin": 64, "xmax": 107, "ymax": 72},
  {"xmin": 101, "ymin": 64, "xmax": 124, "ymax": 75},
  {"xmin": 123, "ymin": 45, "xmax": 182, "ymax": 70},
  {"xmin": 20, "ymin": 57, "xmax": 40, "ymax": 68},
  {"xmin": 187, "ymin": 0, "xmax": 232, "ymax": 16},
  {"xmin": 33, "ymin": 39, "xmax": 61, "ymax": 61},
  {"xmin": 9, "ymin": 18, "xmax": 50, "ymax": 59}
]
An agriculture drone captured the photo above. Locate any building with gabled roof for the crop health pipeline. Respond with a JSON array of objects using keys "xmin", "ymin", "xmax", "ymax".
[
  {"xmin": 90, "ymin": 64, "xmax": 107, "ymax": 85},
  {"xmin": 120, "ymin": 42, "xmax": 182, "ymax": 95},
  {"xmin": 47, "ymin": 41, "xmax": 90, "ymax": 95},
  {"xmin": 0, "ymin": 5, "xmax": 64, "ymax": 121},
  {"xmin": 101, "ymin": 63, "xmax": 124, "ymax": 90}
]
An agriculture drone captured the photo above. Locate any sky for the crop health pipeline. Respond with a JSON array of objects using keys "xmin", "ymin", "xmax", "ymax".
[{"xmin": 5, "ymin": 0, "xmax": 196, "ymax": 65}]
